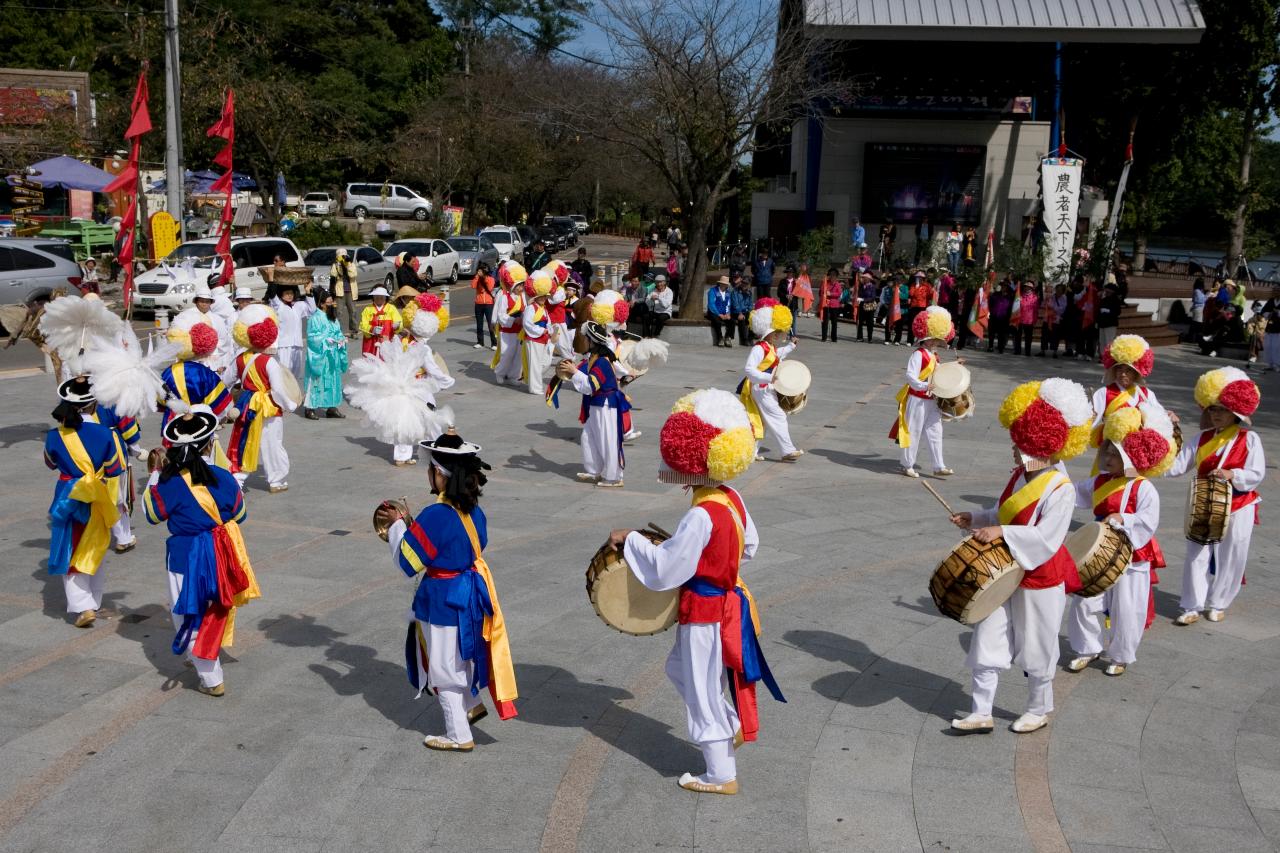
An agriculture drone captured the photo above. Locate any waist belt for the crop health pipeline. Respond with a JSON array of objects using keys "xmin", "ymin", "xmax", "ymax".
[
  {"xmin": 908, "ymin": 388, "xmax": 932, "ymax": 399},
  {"xmin": 426, "ymin": 568, "xmax": 462, "ymax": 579}
]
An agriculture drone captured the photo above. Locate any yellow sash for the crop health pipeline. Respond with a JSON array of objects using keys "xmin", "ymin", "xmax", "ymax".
[
  {"xmin": 60, "ymin": 428, "xmax": 120, "ymax": 575},
  {"xmin": 690, "ymin": 488, "xmax": 762, "ymax": 635},
  {"xmin": 739, "ymin": 344, "xmax": 778, "ymax": 439},
  {"xmin": 1195, "ymin": 425, "xmax": 1240, "ymax": 470},
  {"xmin": 1091, "ymin": 475, "xmax": 1131, "ymax": 514},
  {"xmin": 998, "ymin": 469, "xmax": 1068, "ymax": 525},
  {"xmin": 235, "ymin": 355, "xmax": 281, "ymax": 473},
  {"xmin": 893, "ymin": 352, "xmax": 936, "ymax": 449},
  {"xmin": 452, "ymin": 504, "xmax": 518, "ymax": 706},
  {"xmin": 83, "ymin": 412, "xmax": 125, "ymax": 506},
  {"xmin": 181, "ymin": 472, "xmax": 260, "ymax": 647}
]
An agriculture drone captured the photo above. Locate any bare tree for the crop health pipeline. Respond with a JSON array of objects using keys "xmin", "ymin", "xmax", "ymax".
[{"xmin": 561, "ymin": 0, "xmax": 844, "ymax": 317}]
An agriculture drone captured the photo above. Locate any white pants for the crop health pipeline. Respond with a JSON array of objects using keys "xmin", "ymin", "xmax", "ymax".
[
  {"xmin": 168, "ymin": 570, "xmax": 224, "ymax": 688},
  {"xmin": 899, "ymin": 395, "xmax": 945, "ymax": 471},
  {"xmin": 421, "ymin": 621, "xmax": 483, "ymax": 744},
  {"xmin": 1264, "ymin": 333, "xmax": 1280, "ymax": 369},
  {"xmin": 111, "ymin": 502, "xmax": 133, "ymax": 545},
  {"xmin": 667, "ymin": 623, "xmax": 739, "ymax": 782},
  {"xmin": 1067, "ymin": 563, "xmax": 1150, "ymax": 665},
  {"xmin": 495, "ymin": 331, "xmax": 523, "ymax": 383},
  {"xmin": 582, "ymin": 403, "xmax": 623, "ymax": 482},
  {"xmin": 750, "ymin": 385, "xmax": 797, "ymax": 456},
  {"xmin": 551, "ymin": 323, "xmax": 574, "ymax": 359},
  {"xmin": 1181, "ymin": 503, "xmax": 1256, "ymax": 612},
  {"xmin": 63, "ymin": 565, "xmax": 106, "ymax": 614},
  {"xmin": 233, "ymin": 416, "xmax": 289, "ymax": 488},
  {"xmin": 278, "ymin": 345, "xmax": 305, "ymax": 389},
  {"xmin": 967, "ymin": 585, "xmax": 1066, "ymax": 716},
  {"xmin": 524, "ymin": 340, "xmax": 553, "ymax": 395},
  {"xmin": 393, "ymin": 444, "xmax": 415, "ymax": 463}
]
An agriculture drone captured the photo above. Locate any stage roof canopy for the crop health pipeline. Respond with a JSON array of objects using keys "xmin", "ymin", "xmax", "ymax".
[{"xmin": 805, "ymin": 0, "xmax": 1205, "ymax": 43}]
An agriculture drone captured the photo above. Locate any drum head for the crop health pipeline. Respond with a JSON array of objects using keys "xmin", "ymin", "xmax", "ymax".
[
  {"xmin": 277, "ymin": 369, "xmax": 303, "ymax": 407},
  {"xmin": 433, "ymin": 351, "xmax": 450, "ymax": 377},
  {"xmin": 961, "ymin": 563, "xmax": 1024, "ymax": 625},
  {"xmin": 931, "ymin": 362, "xmax": 971, "ymax": 399},
  {"xmin": 590, "ymin": 555, "xmax": 678, "ymax": 636},
  {"xmin": 773, "ymin": 360, "xmax": 812, "ymax": 396},
  {"xmin": 1065, "ymin": 522, "xmax": 1108, "ymax": 565}
]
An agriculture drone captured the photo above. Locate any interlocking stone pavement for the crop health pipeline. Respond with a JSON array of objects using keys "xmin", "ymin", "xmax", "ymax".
[{"xmin": 0, "ymin": 248, "xmax": 1278, "ymax": 852}]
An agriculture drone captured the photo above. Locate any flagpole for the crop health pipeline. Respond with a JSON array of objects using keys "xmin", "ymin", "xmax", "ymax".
[{"xmin": 164, "ymin": 0, "xmax": 185, "ymax": 240}]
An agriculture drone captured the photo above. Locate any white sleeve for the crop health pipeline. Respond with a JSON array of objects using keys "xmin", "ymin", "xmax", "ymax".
[
  {"xmin": 741, "ymin": 503, "xmax": 759, "ymax": 563},
  {"xmin": 387, "ymin": 519, "xmax": 407, "ymax": 562},
  {"xmin": 265, "ymin": 357, "xmax": 299, "ymax": 412},
  {"xmin": 1166, "ymin": 432, "xmax": 1199, "ymax": 478},
  {"xmin": 1115, "ymin": 479, "xmax": 1159, "ymax": 553},
  {"xmin": 1001, "ymin": 482, "xmax": 1073, "ymax": 573},
  {"xmin": 1090, "ymin": 387, "xmax": 1106, "ymax": 431},
  {"xmin": 905, "ymin": 351, "xmax": 929, "ymax": 392},
  {"xmin": 969, "ymin": 505, "xmax": 999, "ymax": 528},
  {"xmin": 549, "ymin": 288, "xmax": 566, "ymax": 306},
  {"xmin": 623, "ymin": 508, "xmax": 712, "ymax": 591},
  {"xmin": 569, "ymin": 368, "xmax": 593, "ymax": 395},
  {"xmin": 744, "ymin": 346, "xmax": 773, "ymax": 384},
  {"xmin": 775, "ymin": 342, "xmax": 796, "ymax": 359},
  {"xmin": 1232, "ymin": 431, "xmax": 1266, "ymax": 494},
  {"xmin": 417, "ymin": 344, "xmax": 455, "ymax": 390},
  {"xmin": 1074, "ymin": 479, "xmax": 1093, "ymax": 509}
]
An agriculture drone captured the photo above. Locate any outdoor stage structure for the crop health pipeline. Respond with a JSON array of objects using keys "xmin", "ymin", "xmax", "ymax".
[{"xmin": 751, "ymin": 0, "xmax": 1206, "ymax": 256}]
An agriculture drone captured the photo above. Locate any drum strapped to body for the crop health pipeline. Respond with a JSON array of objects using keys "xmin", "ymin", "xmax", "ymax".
[
  {"xmin": 929, "ymin": 536, "xmax": 1023, "ymax": 625},
  {"xmin": 586, "ymin": 527, "xmax": 678, "ymax": 636},
  {"xmin": 931, "ymin": 362, "xmax": 974, "ymax": 421},
  {"xmin": 1066, "ymin": 521, "xmax": 1133, "ymax": 598},
  {"xmin": 772, "ymin": 359, "xmax": 811, "ymax": 415},
  {"xmin": 1185, "ymin": 477, "xmax": 1232, "ymax": 545}
]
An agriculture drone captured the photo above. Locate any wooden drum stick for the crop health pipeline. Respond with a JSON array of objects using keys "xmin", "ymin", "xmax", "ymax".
[{"xmin": 920, "ymin": 480, "xmax": 957, "ymax": 517}]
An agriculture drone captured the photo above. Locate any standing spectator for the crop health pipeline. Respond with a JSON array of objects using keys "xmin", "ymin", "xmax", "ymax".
[
  {"xmin": 629, "ymin": 238, "xmax": 654, "ymax": 280},
  {"xmin": 1188, "ymin": 277, "xmax": 1207, "ymax": 343},
  {"xmin": 666, "ymin": 225, "xmax": 678, "ymax": 254},
  {"xmin": 78, "ymin": 258, "xmax": 101, "ymax": 295},
  {"xmin": 961, "ymin": 226, "xmax": 978, "ymax": 269},
  {"xmin": 1061, "ymin": 281, "xmax": 1082, "ymax": 358},
  {"xmin": 879, "ymin": 220, "xmax": 896, "ymax": 263},
  {"xmin": 303, "ymin": 288, "xmax": 349, "ymax": 419},
  {"xmin": 1245, "ymin": 301, "xmax": 1267, "ymax": 363},
  {"xmin": 1074, "ymin": 280, "xmax": 1099, "ymax": 359},
  {"xmin": 1013, "ymin": 281, "xmax": 1039, "ymax": 356},
  {"xmin": 819, "ymin": 268, "xmax": 843, "ymax": 342},
  {"xmin": 1097, "ymin": 281, "xmax": 1123, "ymax": 354},
  {"xmin": 728, "ymin": 243, "xmax": 748, "ymax": 278},
  {"xmin": 945, "ymin": 224, "xmax": 962, "ymax": 273},
  {"xmin": 395, "ymin": 252, "xmax": 421, "ymax": 291},
  {"xmin": 1261, "ymin": 296, "xmax": 1280, "ymax": 370},
  {"xmin": 907, "ymin": 272, "xmax": 934, "ymax": 344},
  {"xmin": 570, "ymin": 247, "xmax": 593, "ymax": 283},
  {"xmin": 850, "ymin": 218, "xmax": 866, "ymax": 251},
  {"xmin": 878, "ymin": 277, "xmax": 896, "ymax": 343},
  {"xmin": 730, "ymin": 273, "xmax": 755, "ymax": 345},
  {"xmin": 705, "ymin": 275, "xmax": 734, "ymax": 347},
  {"xmin": 644, "ymin": 276, "xmax": 674, "ymax": 337},
  {"xmin": 987, "ymin": 282, "xmax": 1014, "ymax": 353},
  {"xmin": 777, "ymin": 264, "xmax": 796, "ymax": 304},
  {"xmin": 856, "ymin": 273, "xmax": 879, "ymax": 341},
  {"xmin": 914, "ymin": 215, "xmax": 933, "ymax": 263},
  {"xmin": 471, "ymin": 262, "xmax": 496, "ymax": 350},
  {"xmin": 1039, "ymin": 283, "xmax": 1067, "ymax": 358},
  {"xmin": 525, "ymin": 239, "xmax": 551, "ymax": 272},
  {"xmin": 752, "ymin": 248, "xmax": 775, "ymax": 301},
  {"xmin": 793, "ymin": 262, "xmax": 814, "ymax": 316},
  {"xmin": 955, "ymin": 285, "xmax": 977, "ymax": 351},
  {"xmin": 851, "ymin": 244, "xmax": 873, "ymax": 273},
  {"xmin": 330, "ymin": 249, "xmax": 359, "ymax": 338},
  {"xmin": 649, "ymin": 223, "xmax": 660, "ymax": 249},
  {"xmin": 673, "ymin": 244, "xmax": 689, "ymax": 302},
  {"xmin": 665, "ymin": 248, "xmax": 681, "ymax": 301}
]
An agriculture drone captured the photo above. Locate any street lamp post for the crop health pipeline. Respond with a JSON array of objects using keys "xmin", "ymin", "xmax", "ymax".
[{"xmin": 503, "ymin": 196, "xmax": 509, "ymax": 224}]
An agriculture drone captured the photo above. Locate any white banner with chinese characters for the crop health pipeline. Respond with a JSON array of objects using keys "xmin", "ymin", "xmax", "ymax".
[{"xmin": 1041, "ymin": 157, "xmax": 1083, "ymax": 285}]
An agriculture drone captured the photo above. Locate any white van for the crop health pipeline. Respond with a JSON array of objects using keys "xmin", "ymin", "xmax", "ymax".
[
  {"xmin": 133, "ymin": 236, "xmax": 305, "ymax": 312},
  {"xmin": 342, "ymin": 183, "xmax": 433, "ymax": 221}
]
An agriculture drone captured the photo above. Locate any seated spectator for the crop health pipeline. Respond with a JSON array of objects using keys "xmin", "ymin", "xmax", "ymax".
[
  {"xmin": 643, "ymin": 275, "xmax": 673, "ymax": 337},
  {"xmin": 705, "ymin": 275, "xmax": 735, "ymax": 347},
  {"xmin": 1200, "ymin": 304, "xmax": 1244, "ymax": 358},
  {"xmin": 730, "ymin": 273, "xmax": 754, "ymax": 345}
]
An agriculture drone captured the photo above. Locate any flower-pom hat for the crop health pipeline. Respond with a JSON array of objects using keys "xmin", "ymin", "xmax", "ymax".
[
  {"xmin": 1194, "ymin": 366, "xmax": 1260, "ymax": 424},
  {"xmin": 1101, "ymin": 334, "xmax": 1154, "ymax": 385},
  {"xmin": 998, "ymin": 378, "xmax": 1094, "ymax": 462},
  {"xmin": 1102, "ymin": 401, "xmax": 1177, "ymax": 477},
  {"xmin": 749, "ymin": 298, "xmax": 793, "ymax": 340},
  {"xmin": 590, "ymin": 289, "xmax": 630, "ymax": 329},
  {"xmin": 911, "ymin": 305, "xmax": 955, "ymax": 343},
  {"xmin": 498, "ymin": 261, "xmax": 528, "ymax": 288},
  {"xmin": 232, "ymin": 303, "xmax": 279, "ymax": 351},
  {"xmin": 658, "ymin": 389, "xmax": 756, "ymax": 485},
  {"xmin": 402, "ymin": 292, "xmax": 451, "ymax": 340},
  {"xmin": 167, "ymin": 307, "xmax": 221, "ymax": 360}
]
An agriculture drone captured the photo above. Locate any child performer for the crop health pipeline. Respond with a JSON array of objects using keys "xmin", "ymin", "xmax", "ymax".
[
  {"xmin": 144, "ymin": 406, "xmax": 260, "ymax": 696},
  {"xmin": 378, "ymin": 432, "xmax": 518, "ymax": 751},
  {"xmin": 949, "ymin": 378, "xmax": 1093, "ymax": 734},
  {"xmin": 557, "ymin": 321, "xmax": 630, "ymax": 488},
  {"xmin": 889, "ymin": 305, "xmax": 958, "ymax": 478},
  {"xmin": 1166, "ymin": 367, "xmax": 1264, "ymax": 625},
  {"xmin": 610, "ymin": 389, "xmax": 784, "ymax": 794},
  {"xmin": 226, "ymin": 304, "xmax": 298, "ymax": 493},
  {"xmin": 737, "ymin": 299, "xmax": 802, "ymax": 461},
  {"xmin": 1066, "ymin": 404, "xmax": 1174, "ymax": 676},
  {"xmin": 520, "ymin": 270, "xmax": 556, "ymax": 396},
  {"xmin": 491, "ymin": 262, "xmax": 527, "ymax": 386},
  {"xmin": 391, "ymin": 294, "xmax": 454, "ymax": 466},
  {"xmin": 1088, "ymin": 334, "xmax": 1174, "ymax": 474}
]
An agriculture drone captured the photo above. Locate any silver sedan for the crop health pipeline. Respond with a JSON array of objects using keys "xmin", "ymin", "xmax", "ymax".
[{"xmin": 446, "ymin": 235, "xmax": 500, "ymax": 279}]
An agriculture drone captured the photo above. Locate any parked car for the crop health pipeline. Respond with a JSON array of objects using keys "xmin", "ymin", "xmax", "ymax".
[
  {"xmin": 342, "ymin": 183, "xmax": 433, "ymax": 221},
  {"xmin": 382, "ymin": 239, "xmax": 459, "ymax": 284},
  {"xmin": 305, "ymin": 245, "xmax": 393, "ymax": 294},
  {"xmin": 0, "ymin": 238, "xmax": 85, "ymax": 304},
  {"xmin": 537, "ymin": 225, "xmax": 566, "ymax": 252},
  {"xmin": 569, "ymin": 214, "xmax": 590, "ymax": 235},
  {"xmin": 546, "ymin": 217, "xmax": 579, "ymax": 248},
  {"xmin": 300, "ymin": 192, "xmax": 337, "ymax": 216},
  {"xmin": 515, "ymin": 224, "xmax": 537, "ymax": 250},
  {"xmin": 133, "ymin": 236, "xmax": 305, "ymax": 312},
  {"xmin": 446, "ymin": 236, "xmax": 499, "ymax": 279},
  {"xmin": 479, "ymin": 226, "xmax": 521, "ymax": 262}
]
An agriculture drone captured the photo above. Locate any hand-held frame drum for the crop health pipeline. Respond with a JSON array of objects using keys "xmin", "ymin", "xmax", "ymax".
[
  {"xmin": 586, "ymin": 525, "xmax": 678, "ymax": 635},
  {"xmin": 773, "ymin": 360, "xmax": 811, "ymax": 415}
]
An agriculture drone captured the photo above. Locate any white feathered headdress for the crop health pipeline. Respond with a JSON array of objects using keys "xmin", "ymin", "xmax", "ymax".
[
  {"xmin": 344, "ymin": 342, "xmax": 453, "ymax": 445},
  {"xmin": 84, "ymin": 326, "xmax": 182, "ymax": 421},
  {"xmin": 39, "ymin": 294, "xmax": 124, "ymax": 357}
]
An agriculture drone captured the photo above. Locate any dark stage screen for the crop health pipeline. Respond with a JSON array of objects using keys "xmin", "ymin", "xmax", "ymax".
[{"xmin": 861, "ymin": 143, "xmax": 986, "ymax": 225}]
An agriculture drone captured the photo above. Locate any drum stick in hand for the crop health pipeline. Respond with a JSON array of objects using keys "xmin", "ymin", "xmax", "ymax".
[{"xmin": 920, "ymin": 480, "xmax": 957, "ymax": 517}]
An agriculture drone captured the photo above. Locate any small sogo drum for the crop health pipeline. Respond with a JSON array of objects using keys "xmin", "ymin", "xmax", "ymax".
[
  {"xmin": 1185, "ymin": 477, "xmax": 1232, "ymax": 545},
  {"xmin": 773, "ymin": 360, "xmax": 811, "ymax": 415},
  {"xmin": 373, "ymin": 498, "xmax": 412, "ymax": 542},
  {"xmin": 277, "ymin": 369, "xmax": 304, "ymax": 408},
  {"xmin": 931, "ymin": 362, "xmax": 974, "ymax": 421},
  {"xmin": 586, "ymin": 527, "xmax": 678, "ymax": 636},
  {"xmin": 1065, "ymin": 521, "xmax": 1133, "ymax": 598},
  {"xmin": 930, "ymin": 536, "xmax": 1024, "ymax": 625}
]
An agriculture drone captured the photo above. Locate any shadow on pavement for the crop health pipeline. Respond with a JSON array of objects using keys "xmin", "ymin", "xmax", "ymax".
[
  {"xmin": 504, "ymin": 448, "xmax": 580, "ymax": 481},
  {"xmin": 0, "ymin": 422, "xmax": 48, "ymax": 448},
  {"xmin": 343, "ymin": 434, "xmax": 393, "ymax": 460},
  {"xmin": 783, "ymin": 628, "xmax": 950, "ymax": 716},
  {"xmin": 808, "ymin": 448, "xmax": 903, "ymax": 474},
  {"xmin": 523, "ymin": 418, "xmax": 579, "ymax": 443}
]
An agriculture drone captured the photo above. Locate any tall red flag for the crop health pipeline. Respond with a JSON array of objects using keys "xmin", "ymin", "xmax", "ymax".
[
  {"xmin": 104, "ymin": 71, "xmax": 151, "ymax": 311},
  {"xmin": 207, "ymin": 90, "xmax": 236, "ymax": 285}
]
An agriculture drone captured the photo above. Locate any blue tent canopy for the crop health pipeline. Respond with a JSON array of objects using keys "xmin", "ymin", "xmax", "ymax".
[
  {"xmin": 13, "ymin": 156, "xmax": 115, "ymax": 191},
  {"xmin": 149, "ymin": 170, "xmax": 258, "ymax": 194}
]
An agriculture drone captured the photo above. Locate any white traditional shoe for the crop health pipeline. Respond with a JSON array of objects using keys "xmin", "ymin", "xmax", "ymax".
[
  {"xmin": 901, "ymin": 467, "xmax": 920, "ymax": 478},
  {"xmin": 73, "ymin": 609, "xmax": 96, "ymax": 628},
  {"xmin": 1105, "ymin": 663, "xmax": 1127, "ymax": 677},
  {"xmin": 1067, "ymin": 654, "xmax": 1098, "ymax": 672},
  {"xmin": 423, "ymin": 735, "xmax": 474, "ymax": 752},
  {"xmin": 1206, "ymin": 609, "xmax": 1226, "ymax": 622},
  {"xmin": 622, "ymin": 430, "xmax": 642, "ymax": 441},
  {"xmin": 595, "ymin": 480, "xmax": 624, "ymax": 489},
  {"xmin": 575, "ymin": 472, "xmax": 600, "ymax": 483},
  {"xmin": 950, "ymin": 713, "xmax": 994, "ymax": 734},
  {"xmin": 754, "ymin": 453, "xmax": 766, "ymax": 461},
  {"xmin": 268, "ymin": 483, "xmax": 289, "ymax": 493},
  {"xmin": 473, "ymin": 343, "xmax": 483, "ymax": 349},
  {"xmin": 933, "ymin": 468, "xmax": 954, "ymax": 476},
  {"xmin": 781, "ymin": 450, "xmax": 804, "ymax": 461},
  {"xmin": 1011, "ymin": 713, "xmax": 1048, "ymax": 734},
  {"xmin": 677, "ymin": 773, "xmax": 738, "ymax": 795},
  {"xmin": 1174, "ymin": 610, "xmax": 1200, "ymax": 626}
]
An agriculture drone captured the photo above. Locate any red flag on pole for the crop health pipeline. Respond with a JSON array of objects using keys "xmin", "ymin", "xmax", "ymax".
[
  {"xmin": 889, "ymin": 280, "xmax": 902, "ymax": 328},
  {"xmin": 207, "ymin": 90, "xmax": 236, "ymax": 285},
  {"xmin": 104, "ymin": 71, "xmax": 151, "ymax": 311}
]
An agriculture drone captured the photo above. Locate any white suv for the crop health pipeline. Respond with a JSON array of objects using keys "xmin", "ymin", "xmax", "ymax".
[
  {"xmin": 479, "ymin": 226, "xmax": 521, "ymax": 262},
  {"xmin": 300, "ymin": 192, "xmax": 337, "ymax": 216},
  {"xmin": 133, "ymin": 236, "xmax": 306, "ymax": 312}
]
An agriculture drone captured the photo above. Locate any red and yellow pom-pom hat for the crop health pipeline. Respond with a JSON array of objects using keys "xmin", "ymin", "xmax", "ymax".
[
  {"xmin": 498, "ymin": 260, "xmax": 528, "ymax": 288},
  {"xmin": 997, "ymin": 378, "xmax": 1094, "ymax": 462},
  {"xmin": 1194, "ymin": 366, "xmax": 1260, "ymax": 424},
  {"xmin": 1102, "ymin": 402, "xmax": 1177, "ymax": 476},
  {"xmin": 658, "ymin": 389, "xmax": 756, "ymax": 486},
  {"xmin": 167, "ymin": 307, "xmax": 221, "ymax": 360},
  {"xmin": 911, "ymin": 305, "xmax": 955, "ymax": 343},
  {"xmin": 1101, "ymin": 334, "xmax": 1154, "ymax": 385},
  {"xmin": 590, "ymin": 289, "xmax": 631, "ymax": 330},
  {"xmin": 401, "ymin": 292, "xmax": 451, "ymax": 340},
  {"xmin": 749, "ymin": 298, "xmax": 792, "ymax": 339},
  {"xmin": 232, "ymin": 303, "xmax": 279, "ymax": 352}
]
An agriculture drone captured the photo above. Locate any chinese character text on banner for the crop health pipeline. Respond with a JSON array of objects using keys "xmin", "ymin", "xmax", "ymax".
[{"xmin": 1041, "ymin": 157, "xmax": 1082, "ymax": 285}]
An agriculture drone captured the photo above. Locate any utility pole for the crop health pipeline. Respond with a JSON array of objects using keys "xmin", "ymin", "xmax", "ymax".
[{"xmin": 164, "ymin": 0, "xmax": 186, "ymax": 240}]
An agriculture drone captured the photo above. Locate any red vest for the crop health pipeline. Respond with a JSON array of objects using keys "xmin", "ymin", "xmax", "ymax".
[
  {"xmin": 1196, "ymin": 428, "xmax": 1258, "ymax": 513},
  {"xmin": 1091, "ymin": 474, "xmax": 1166, "ymax": 567},
  {"xmin": 997, "ymin": 469, "xmax": 1081, "ymax": 592},
  {"xmin": 678, "ymin": 486, "xmax": 747, "ymax": 624},
  {"xmin": 547, "ymin": 300, "xmax": 567, "ymax": 324},
  {"xmin": 235, "ymin": 353, "xmax": 272, "ymax": 391}
]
